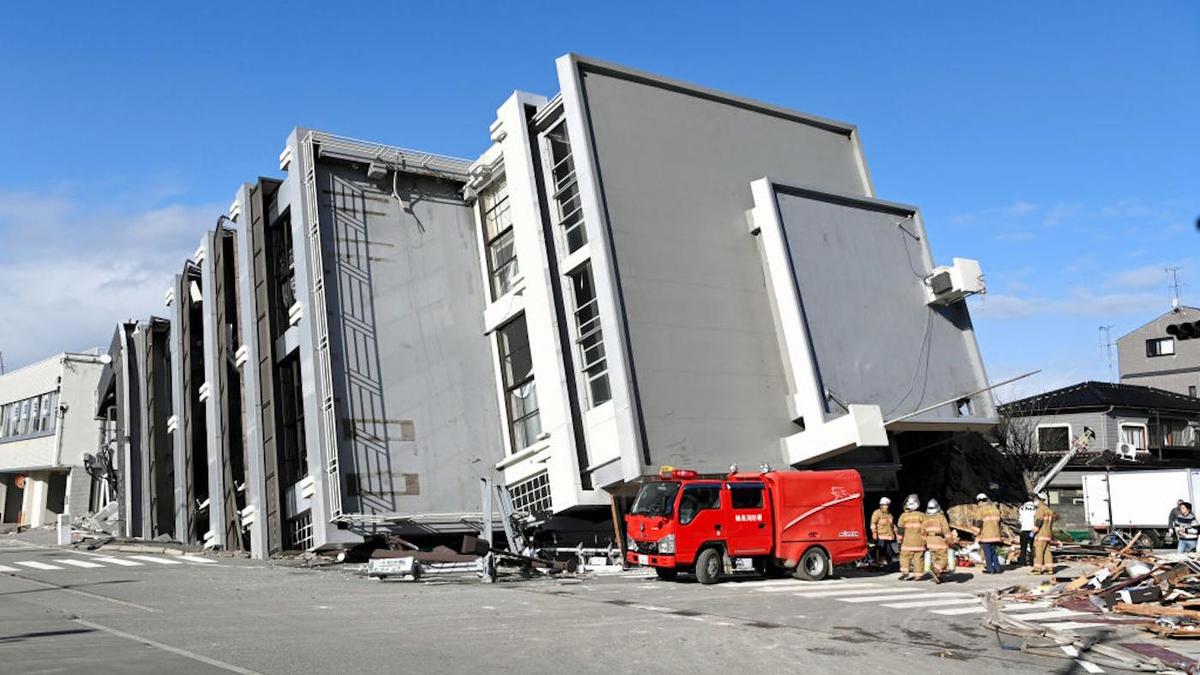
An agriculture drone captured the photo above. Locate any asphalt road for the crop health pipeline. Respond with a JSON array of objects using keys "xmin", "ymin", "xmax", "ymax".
[{"xmin": 0, "ymin": 534, "xmax": 1188, "ymax": 674}]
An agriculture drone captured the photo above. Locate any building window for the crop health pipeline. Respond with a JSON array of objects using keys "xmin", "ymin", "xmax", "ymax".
[
  {"xmin": 1119, "ymin": 423, "xmax": 1147, "ymax": 451},
  {"xmin": 0, "ymin": 391, "xmax": 57, "ymax": 443},
  {"xmin": 1036, "ymin": 425, "xmax": 1070, "ymax": 453},
  {"xmin": 497, "ymin": 315, "xmax": 541, "ymax": 451},
  {"xmin": 545, "ymin": 123, "xmax": 587, "ymax": 254},
  {"xmin": 569, "ymin": 265, "xmax": 610, "ymax": 407},
  {"xmin": 1147, "ymin": 337, "xmax": 1175, "ymax": 357},
  {"xmin": 479, "ymin": 172, "xmax": 520, "ymax": 299},
  {"xmin": 1190, "ymin": 385, "xmax": 1197, "ymax": 398}
]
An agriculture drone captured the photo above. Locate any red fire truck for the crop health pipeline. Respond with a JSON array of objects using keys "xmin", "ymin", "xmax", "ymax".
[{"xmin": 625, "ymin": 466, "xmax": 867, "ymax": 584}]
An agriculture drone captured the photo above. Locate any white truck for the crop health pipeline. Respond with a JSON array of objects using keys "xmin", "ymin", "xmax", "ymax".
[{"xmin": 1082, "ymin": 469, "xmax": 1200, "ymax": 546}]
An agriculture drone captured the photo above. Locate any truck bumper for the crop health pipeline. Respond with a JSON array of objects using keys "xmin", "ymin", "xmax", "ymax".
[{"xmin": 626, "ymin": 551, "xmax": 677, "ymax": 568}]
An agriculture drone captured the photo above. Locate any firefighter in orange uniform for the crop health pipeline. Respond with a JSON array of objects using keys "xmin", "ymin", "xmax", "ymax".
[
  {"xmin": 1032, "ymin": 492, "xmax": 1056, "ymax": 575},
  {"xmin": 975, "ymin": 493, "xmax": 1004, "ymax": 574},
  {"xmin": 870, "ymin": 497, "xmax": 897, "ymax": 567},
  {"xmin": 923, "ymin": 499, "xmax": 953, "ymax": 583},
  {"xmin": 896, "ymin": 495, "xmax": 926, "ymax": 581}
]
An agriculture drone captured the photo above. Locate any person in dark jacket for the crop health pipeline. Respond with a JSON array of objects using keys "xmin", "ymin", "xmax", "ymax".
[{"xmin": 1176, "ymin": 502, "xmax": 1198, "ymax": 554}]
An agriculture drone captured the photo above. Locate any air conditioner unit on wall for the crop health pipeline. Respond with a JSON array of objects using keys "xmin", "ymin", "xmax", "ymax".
[
  {"xmin": 925, "ymin": 258, "xmax": 986, "ymax": 306},
  {"xmin": 1116, "ymin": 442, "xmax": 1138, "ymax": 460}
]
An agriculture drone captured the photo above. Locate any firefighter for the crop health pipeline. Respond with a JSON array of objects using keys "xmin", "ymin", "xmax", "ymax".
[
  {"xmin": 870, "ymin": 497, "xmax": 897, "ymax": 567},
  {"xmin": 896, "ymin": 495, "xmax": 925, "ymax": 581},
  {"xmin": 923, "ymin": 499, "xmax": 953, "ymax": 583},
  {"xmin": 975, "ymin": 493, "xmax": 1003, "ymax": 575},
  {"xmin": 1032, "ymin": 492, "xmax": 1056, "ymax": 575}
]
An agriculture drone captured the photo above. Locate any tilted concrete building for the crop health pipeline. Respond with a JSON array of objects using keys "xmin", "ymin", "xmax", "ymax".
[
  {"xmin": 465, "ymin": 55, "xmax": 995, "ymax": 519},
  {"xmin": 96, "ymin": 318, "xmax": 175, "ymax": 539},
  {"xmin": 99, "ymin": 53, "xmax": 996, "ymax": 556}
]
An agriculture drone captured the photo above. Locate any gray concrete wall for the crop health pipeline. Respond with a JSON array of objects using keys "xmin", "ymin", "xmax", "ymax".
[
  {"xmin": 313, "ymin": 159, "xmax": 503, "ymax": 519},
  {"xmin": 1118, "ymin": 307, "xmax": 1200, "ymax": 396},
  {"xmin": 772, "ymin": 187, "xmax": 994, "ymax": 426},
  {"xmin": 571, "ymin": 64, "xmax": 949, "ymax": 472}
]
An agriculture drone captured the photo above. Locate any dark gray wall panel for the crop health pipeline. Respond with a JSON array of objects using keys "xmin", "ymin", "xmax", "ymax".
[
  {"xmin": 774, "ymin": 190, "xmax": 990, "ymax": 423},
  {"xmin": 578, "ymin": 70, "xmax": 867, "ymax": 470},
  {"xmin": 314, "ymin": 162, "xmax": 503, "ymax": 517}
]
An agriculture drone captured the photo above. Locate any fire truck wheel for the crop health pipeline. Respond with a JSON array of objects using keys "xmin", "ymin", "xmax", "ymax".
[
  {"xmin": 794, "ymin": 547, "xmax": 830, "ymax": 581},
  {"xmin": 694, "ymin": 548, "xmax": 722, "ymax": 585},
  {"xmin": 654, "ymin": 567, "xmax": 678, "ymax": 581}
]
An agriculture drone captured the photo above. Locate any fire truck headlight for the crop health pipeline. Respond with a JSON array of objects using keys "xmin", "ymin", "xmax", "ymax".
[
  {"xmin": 659, "ymin": 534, "xmax": 675, "ymax": 555},
  {"xmin": 626, "ymin": 534, "xmax": 636, "ymax": 552}
]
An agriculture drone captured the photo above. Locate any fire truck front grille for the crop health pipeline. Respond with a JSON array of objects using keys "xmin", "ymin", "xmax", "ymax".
[{"xmin": 629, "ymin": 539, "xmax": 658, "ymax": 554}]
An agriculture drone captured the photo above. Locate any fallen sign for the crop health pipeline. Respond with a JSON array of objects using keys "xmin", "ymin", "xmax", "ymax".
[{"xmin": 367, "ymin": 556, "xmax": 420, "ymax": 581}]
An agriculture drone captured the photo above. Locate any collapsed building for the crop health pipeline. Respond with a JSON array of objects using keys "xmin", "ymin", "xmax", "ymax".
[{"xmin": 99, "ymin": 53, "xmax": 996, "ymax": 557}]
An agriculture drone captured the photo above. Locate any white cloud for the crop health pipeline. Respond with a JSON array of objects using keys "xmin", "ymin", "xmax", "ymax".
[
  {"xmin": 971, "ymin": 288, "xmax": 1166, "ymax": 321},
  {"xmin": 0, "ymin": 188, "xmax": 220, "ymax": 370},
  {"xmin": 1041, "ymin": 202, "xmax": 1084, "ymax": 227},
  {"xmin": 1105, "ymin": 261, "xmax": 1191, "ymax": 291},
  {"xmin": 1003, "ymin": 200, "xmax": 1038, "ymax": 217}
]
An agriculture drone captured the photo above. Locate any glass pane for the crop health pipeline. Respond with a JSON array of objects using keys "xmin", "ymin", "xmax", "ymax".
[
  {"xmin": 588, "ymin": 373, "xmax": 611, "ymax": 406},
  {"xmin": 499, "ymin": 317, "xmax": 532, "ymax": 384}
]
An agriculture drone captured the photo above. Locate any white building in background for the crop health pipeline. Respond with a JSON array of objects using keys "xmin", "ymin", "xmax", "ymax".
[{"xmin": 0, "ymin": 351, "xmax": 105, "ymax": 527}]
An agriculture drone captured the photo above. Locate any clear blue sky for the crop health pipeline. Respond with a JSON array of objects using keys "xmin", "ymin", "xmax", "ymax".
[{"xmin": 1, "ymin": 2, "xmax": 1196, "ymax": 399}]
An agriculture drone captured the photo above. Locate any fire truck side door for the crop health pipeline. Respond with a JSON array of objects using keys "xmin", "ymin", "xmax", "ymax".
[
  {"xmin": 675, "ymin": 483, "xmax": 725, "ymax": 563},
  {"xmin": 726, "ymin": 482, "xmax": 772, "ymax": 556}
]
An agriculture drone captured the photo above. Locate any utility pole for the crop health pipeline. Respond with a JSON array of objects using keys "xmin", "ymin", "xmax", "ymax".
[
  {"xmin": 0, "ymin": 351, "xmax": 5, "ymax": 375},
  {"xmin": 1099, "ymin": 325, "xmax": 1115, "ymax": 382},
  {"xmin": 1166, "ymin": 266, "xmax": 1183, "ymax": 310}
]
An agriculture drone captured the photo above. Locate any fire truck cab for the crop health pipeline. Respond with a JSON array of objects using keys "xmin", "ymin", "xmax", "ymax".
[{"xmin": 625, "ymin": 466, "xmax": 867, "ymax": 584}]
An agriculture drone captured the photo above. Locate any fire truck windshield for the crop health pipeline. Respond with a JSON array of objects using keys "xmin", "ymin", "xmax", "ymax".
[{"xmin": 630, "ymin": 481, "xmax": 681, "ymax": 517}]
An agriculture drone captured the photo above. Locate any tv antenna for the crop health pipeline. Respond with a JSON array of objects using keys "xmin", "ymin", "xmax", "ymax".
[
  {"xmin": 1167, "ymin": 266, "xmax": 1183, "ymax": 310},
  {"xmin": 1099, "ymin": 325, "xmax": 1115, "ymax": 382}
]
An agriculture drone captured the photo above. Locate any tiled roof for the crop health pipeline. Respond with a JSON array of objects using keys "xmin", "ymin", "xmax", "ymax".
[{"xmin": 999, "ymin": 380, "xmax": 1200, "ymax": 415}]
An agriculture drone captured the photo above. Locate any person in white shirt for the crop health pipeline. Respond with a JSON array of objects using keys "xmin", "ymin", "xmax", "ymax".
[{"xmin": 1018, "ymin": 500, "xmax": 1037, "ymax": 566}]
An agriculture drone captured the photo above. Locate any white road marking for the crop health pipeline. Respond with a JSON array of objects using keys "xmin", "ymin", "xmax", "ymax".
[
  {"xmin": 15, "ymin": 561, "xmax": 63, "ymax": 570},
  {"xmin": 181, "ymin": 556, "xmax": 218, "ymax": 564},
  {"xmin": 839, "ymin": 591, "xmax": 972, "ymax": 603},
  {"xmin": 128, "ymin": 555, "xmax": 183, "ymax": 565},
  {"xmin": 0, "ymin": 565, "xmax": 18, "ymax": 572},
  {"xmin": 781, "ymin": 582, "xmax": 883, "ymax": 594},
  {"xmin": 931, "ymin": 606, "xmax": 987, "ymax": 616},
  {"xmin": 1008, "ymin": 609, "xmax": 1088, "ymax": 622},
  {"xmin": 1076, "ymin": 659, "xmax": 1105, "ymax": 673},
  {"xmin": 55, "ymin": 559, "xmax": 104, "ymax": 568},
  {"xmin": 736, "ymin": 578, "xmax": 858, "ymax": 589},
  {"xmin": 88, "ymin": 556, "xmax": 144, "ymax": 567},
  {"xmin": 789, "ymin": 586, "xmax": 897, "ymax": 598},
  {"xmin": 883, "ymin": 597, "xmax": 981, "ymax": 609},
  {"xmin": 72, "ymin": 618, "xmax": 260, "ymax": 674},
  {"xmin": 1042, "ymin": 621, "xmax": 1108, "ymax": 631}
]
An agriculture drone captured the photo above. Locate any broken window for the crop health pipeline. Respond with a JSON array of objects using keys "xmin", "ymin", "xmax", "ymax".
[
  {"xmin": 278, "ymin": 353, "xmax": 309, "ymax": 487},
  {"xmin": 270, "ymin": 212, "xmax": 297, "ymax": 317},
  {"xmin": 497, "ymin": 315, "xmax": 541, "ymax": 451},
  {"xmin": 479, "ymin": 171, "xmax": 520, "ymax": 299},
  {"xmin": 1036, "ymin": 426, "xmax": 1070, "ymax": 453},
  {"xmin": 569, "ymin": 264, "xmax": 610, "ymax": 407},
  {"xmin": 545, "ymin": 123, "xmax": 587, "ymax": 254}
]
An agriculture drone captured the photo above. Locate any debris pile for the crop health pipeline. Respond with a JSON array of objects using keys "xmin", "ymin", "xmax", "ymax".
[{"xmin": 989, "ymin": 535, "xmax": 1200, "ymax": 640}]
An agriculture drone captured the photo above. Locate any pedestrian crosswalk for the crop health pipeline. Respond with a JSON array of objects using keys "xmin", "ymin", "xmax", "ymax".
[
  {"xmin": 0, "ymin": 554, "xmax": 220, "ymax": 572},
  {"xmin": 722, "ymin": 577, "xmax": 1115, "ymax": 633}
]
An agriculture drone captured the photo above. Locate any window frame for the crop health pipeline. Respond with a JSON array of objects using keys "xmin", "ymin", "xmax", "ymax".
[
  {"xmin": 541, "ymin": 121, "xmax": 588, "ymax": 255},
  {"xmin": 568, "ymin": 264, "xmax": 611, "ymax": 408},
  {"xmin": 478, "ymin": 171, "xmax": 520, "ymax": 300},
  {"xmin": 1147, "ymin": 337, "xmax": 1176, "ymax": 357},
  {"xmin": 497, "ymin": 315, "xmax": 541, "ymax": 452},
  {"xmin": 1035, "ymin": 424, "xmax": 1071, "ymax": 453},
  {"xmin": 678, "ymin": 483, "xmax": 723, "ymax": 525},
  {"xmin": 1119, "ymin": 422, "xmax": 1149, "ymax": 452}
]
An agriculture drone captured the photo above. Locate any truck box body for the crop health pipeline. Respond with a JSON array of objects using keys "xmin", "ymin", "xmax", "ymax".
[
  {"xmin": 1082, "ymin": 469, "xmax": 1200, "ymax": 530},
  {"xmin": 624, "ymin": 468, "xmax": 866, "ymax": 582},
  {"xmin": 765, "ymin": 469, "xmax": 867, "ymax": 566}
]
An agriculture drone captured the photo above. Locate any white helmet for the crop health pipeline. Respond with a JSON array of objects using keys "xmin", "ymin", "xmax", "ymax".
[
  {"xmin": 904, "ymin": 495, "xmax": 920, "ymax": 511},
  {"xmin": 879, "ymin": 497, "xmax": 891, "ymax": 506},
  {"xmin": 926, "ymin": 499, "xmax": 942, "ymax": 514},
  {"xmin": 976, "ymin": 493, "xmax": 989, "ymax": 502}
]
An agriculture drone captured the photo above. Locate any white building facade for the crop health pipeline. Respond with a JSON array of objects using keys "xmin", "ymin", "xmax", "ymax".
[{"xmin": 0, "ymin": 352, "xmax": 105, "ymax": 527}]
